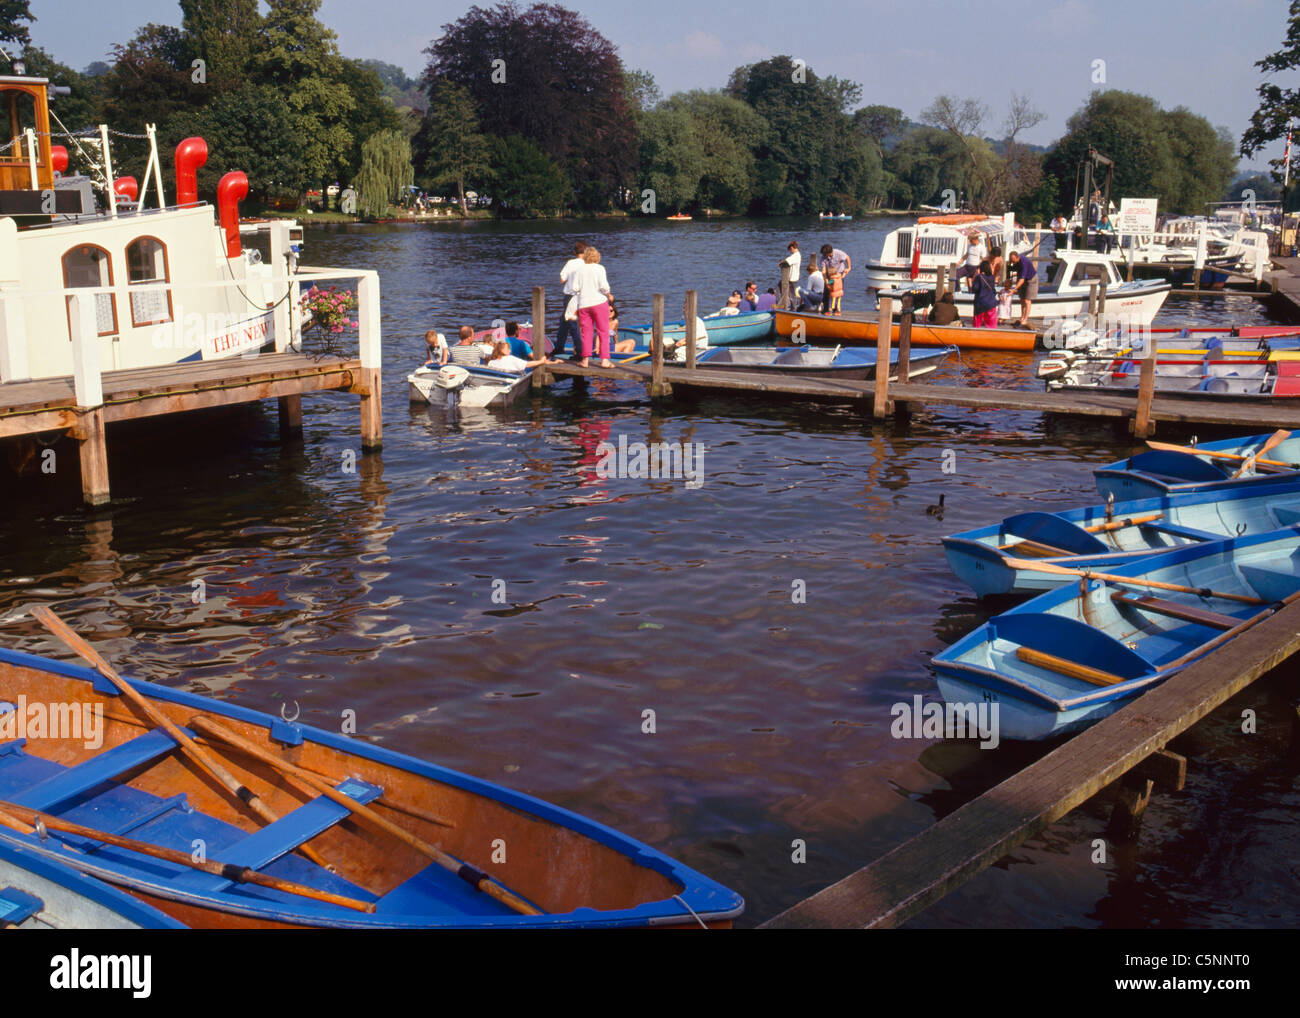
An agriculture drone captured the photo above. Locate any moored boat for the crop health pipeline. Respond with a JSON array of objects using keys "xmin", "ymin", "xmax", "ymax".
[
  {"xmin": 696, "ymin": 343, "xmax": 950, "ymax": 380},
  {"xmin": 1094, "ymin": 430, "xmax": 1300, "ymax": 500},
  {"xmin": 407, "ymin": 363, "xmax": 532, "ymax": 409},
  {"xmin": 933, "ymin": 527, "xmax": 1300, "ymax": 739},
  {"xmin": 942, "ymin": 478, "xmax": 1300, "ymax": 597},
  {"xmin": 773, "ymin": 308, "xmax": 1034, "ymax": 352},
  {"xmin": 0, "ymin": 630, "xmax": 744, "ymax": 929},
  {"xmin": 864, "ymin": 214, "xmax": 1034, "ymax": 291},
  {"xmin": 616, "ymin": 309, "xmax": 773, "ymax": 348}
]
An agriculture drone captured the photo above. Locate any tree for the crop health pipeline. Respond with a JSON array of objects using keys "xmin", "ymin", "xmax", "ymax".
[
  {"xmin": 101, "ymin": 25, "xmax": 204, "ymax": 174},
  {"xmin": 1229, "ymin": 171, "xmax": 1281, "ymax": 203},
  {"xmin": 415, "ymin": 79, "xmax": 490, "ymax": 215},
  {"xmin": 636, "ymin": 106, "xmax": 705, "ymax": 213},
  {"xmin": 659, "ymin": 90, "xmax": 766, "ymax": 214},
  {"xmin": 353, "ymin": 128, "xmax": 413, "ymax": 218},
  {"xmin": 1241, "ymin": 0, "xmax": 1300, "ymax": 171},
  {"xmin": 180, "ymin": 0, "xmax": 261, "ymax": 86},
  {"xmin": 853, "ymin": 105, "xmax": 907, "ymax": 154},
  {"xmin": 0, "ymin": 0, "xmax": 33, "ymax": 48},
  {"xmin": 486, "ymin": 134, "xmax": 570, "ymax": 216},
  {"xmin": 21, "ymin": 46, "xmax": 102, "ymax": 136},
  {"xmin": 424, "ymin": 2, "xmax": 637, "ymax": 210},
  {"xmin": 623, "ymin": 68, "xmax": 661, "ymax": 113},
  {"xmin": 338, "ymin": 58, "xmax": 402, "ymax": 179}
]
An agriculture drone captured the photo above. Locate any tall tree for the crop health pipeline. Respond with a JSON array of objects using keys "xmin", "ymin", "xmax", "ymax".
[
  {"xmin": 415, "ymin": 79, "xmax": 489, "ymax": 215},
  {"xmin": 636, "ymin": 106, "xmax": 705, "ymax": 213},
  {"xmin": 424, "ymin": 2, "xmax": 637, "ymax": 210},
  {"xmin": 353, "ymin": 128, "xmax": 413, "ymax": 218},
  {"xmin": 1241, "ymin": 0, "xmax": 1300, "ymax": 179},
  {"xmin": 0, "ymin": 0, "xmax": 33, "ymax": 49},
  {"xmin": 485, "ymin": 134, "xmax": 570, "ymax": 216},
  {"xmin": 338, "ymin": 58, "xmax": 402, "ymax": 179},
  {"xmin": 180, "ymin": 0, "xmax": 261, "ymax": 86},
  {"xmin": 659, "ymin": 90, "xmax": 766, "ymax": 214}
]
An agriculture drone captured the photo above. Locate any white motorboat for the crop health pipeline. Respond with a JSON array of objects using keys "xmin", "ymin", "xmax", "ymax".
[
  {"xmin": 863, "ymin": 213, "xmax": 1035, "ymax": 291},
  {"xmin": 408, "ymin": 363, "xmax": 532, "ymax": 409}
]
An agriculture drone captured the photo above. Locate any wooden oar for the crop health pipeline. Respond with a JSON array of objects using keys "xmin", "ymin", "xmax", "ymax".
[
  {"xmin": 1231, "ymin": 429, "xmax": 1292, "ymax": 479},
  {"xmin": 1083, "ymin": 512, "xmax": 1164, "ymax": 533},
  {"xmin": 619, "ymin": 352, "xmax": 651, "ymax": 365},
  {"xmin": 188, "ymin": 715, "xmax": 542, "ymax": 917},
  {"xmin": 0, "ymin": 800, "xmax": 374, "ymax": 913},
  {"xmin": 1157, "ymin": 583, "xmax": 1300, "ymax": 672},
  {"xmin": 999, "ymin": 558, "xmax": 1266, "ymax": 604},
  {"xmin": 1145, "ymin": 441, "xmax": 1294, "ymax": 469},
  {"xmin": 29, "ymin": 606, "xmax": 332, "ymax": 870},
  {"xmin": 1015, "ymin": 647, "xmax": 1125, "ymax": 687}
]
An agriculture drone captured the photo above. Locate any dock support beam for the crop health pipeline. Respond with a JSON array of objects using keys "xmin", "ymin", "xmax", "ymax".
[
  {"xmin": 70, "ymin": 295, "xmax": 110, "ymax": 507},
  {"xmin": 277, "ymin": 395, "xmax": 303, "ymax": 441},
  {"xmin": 1131, "ymin": 337, "xmax": 1157, "ymax": 438},
  {"xmin": 356, "ymin": 272, "xmax": 382, "ymax": 453},
  {"xmin": 531, "ymin": 285, "xmax": 552, "ymax": 386},
  {"xmin": 684, "ymin": 290, "xmax": 697, "ymax": 370},
  {"xmin": 873, "ymin": 295, "xmax": 893, "ymax": 418},
  {"xmin": 649, "ymin": 294, "xmax": 672, "ymax": 397}
]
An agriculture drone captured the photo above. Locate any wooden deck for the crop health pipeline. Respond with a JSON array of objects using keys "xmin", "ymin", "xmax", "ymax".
[
  {"xmin": 761, "ymin": 599, "xmax": 1300, "ymax": 928},
  {"xmin": 541, "ymin": 360, "xmax": 1300, "ymax": 430}
]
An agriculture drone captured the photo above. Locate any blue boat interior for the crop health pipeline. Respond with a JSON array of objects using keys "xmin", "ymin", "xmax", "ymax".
[{"xmin": 999, "ymin": 512, "xmax": 1111, "ymax": 554}]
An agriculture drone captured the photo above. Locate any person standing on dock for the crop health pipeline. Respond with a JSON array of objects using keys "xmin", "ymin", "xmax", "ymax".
[
  {"xmin": 556, "ymin": 241, "xmax": 588, "ymax": 358},
  {"xmin": 970, "ymin": 259, "xmax": 999, "ymax": 328},
  {"xmin": 1007, "ymin": 250, "xmax": 1037, "ymax": 326},
  {"xmin": 778, "ymin": 241, "xmax": 801, "ymax": 309},
  {"xmin": 818, "ymin": 245, "xmax": 851, "ymax": 311},
  {"xmin": 572, "ymin": 246, "xmax": 614, "ymax": 368},
  {"xmin": 1050, "ymin": 213, "xmax": 1068, "ymax": 251}
]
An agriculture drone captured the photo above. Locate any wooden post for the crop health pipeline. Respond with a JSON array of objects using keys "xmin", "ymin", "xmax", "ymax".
[
  {"xmin": 356, "ymin": 272, "xmax": 382, "ymax": 452},
  {"xmin": 1098, "ymin": 280, "xmax": 1107, "ymax": 314},
  {"xmin": 1032, "ymin": 223, "xmax": 1042, "ymax": 258},
  {"xmin": 684, "ymin": 289, "xmax": 697, "ymax": 370},
  {"xmin": 70, "ymin": 295, "xmax": 109, "ymax": 507},
  {"xmin": 277, "ymin": 395, "xmax": 303, "ymax": 441},
  {"xmin": 649, "ymin": 293, "xmax": 671, "ymax": 397},
  {"xmin": 1132, "ymin": 337, "xmax": 1157, "ymax": 438},
  {"xmin": 873, "ymin": 295, "xmax": 893, "ymax": 418},
  {"xmin": 897, "ymin": 294, "xmax": 912, "ymax": 383},
  {"xmin": 530, "ymin": 285, "xmax": 552, "ymax": 386},
  {"xmin": 935, "ymin": 264, "xmax": 946, "ymax": 299}
]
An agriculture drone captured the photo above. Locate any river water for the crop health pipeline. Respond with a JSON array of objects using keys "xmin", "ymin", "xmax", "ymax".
[{"xmin": 3, "ymin": 215, "xmax": 1296, "ymax": 928}]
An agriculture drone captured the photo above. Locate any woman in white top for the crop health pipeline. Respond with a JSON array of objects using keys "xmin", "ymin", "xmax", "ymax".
[
  {"xmin": 571, "ymin": 247, "xmax": 613, "ymax": 367},
  {"xmin": 485, "ymin": 339, "xmax": 548, "ymax": 374}
]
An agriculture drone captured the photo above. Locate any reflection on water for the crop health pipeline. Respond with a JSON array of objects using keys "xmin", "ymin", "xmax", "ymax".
[{"xmin": 1, "ymin": 218, "xmax": 1295, "ymax": 928}]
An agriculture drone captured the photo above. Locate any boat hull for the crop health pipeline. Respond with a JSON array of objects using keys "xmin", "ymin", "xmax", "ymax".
[
  {"xmin": 617, "ymin": 311, "xmax": 774, "ymax": 348},
  {"xmin": 408, "ymin": 366, "xmax": 532, "ymax": 409},
  {"xmin": 1094, "ymin": 436, "xmax": 1300, "ymax": 500},
  {"xmin": 695, "ymin": 344, "xmax": 948, "ymax": 380},
  {"xmin": 773, "ymin": 309, "xmax": 1034, "ymax": 352}
]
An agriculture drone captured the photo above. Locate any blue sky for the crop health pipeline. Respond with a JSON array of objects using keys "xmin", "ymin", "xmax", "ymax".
[{"xmin": 30, "ymin": 0, "xmax": 1294, "ymax": 170}]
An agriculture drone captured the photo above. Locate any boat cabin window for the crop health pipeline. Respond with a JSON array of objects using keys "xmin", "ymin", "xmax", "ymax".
[
  {"xmin": 1068, "ymin": 262, "xmax": 1110, "ymax": 286},
  {"xmin": 126, "ymin": 237, "xmax": 172, "ymax": 326},
  {"xmin": 0, "ymin": 88, "xmax": 39, "ymax": 167},
  {"xmin": 62, "ymin": 245, "xmax": 117, "ymax": 338},
  {"xmin": 895, "ymin": 231, "xmax": 913, "ymax": 259},
  {"xmin": 917, "ymin": 235, "xmax": 960, "ymax": 257}
]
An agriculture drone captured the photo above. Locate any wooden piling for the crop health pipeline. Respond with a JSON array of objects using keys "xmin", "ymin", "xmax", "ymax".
[
  {"xmin": 1098, "ymin": 281, "xmax": 1107, "ymax": 314},
  {"xmin": 1132, "ymin": 335, "xmax": 1157, "ymax": 438},
  {"xmin": 70, "ymin": 295, "xmax": 109, "ymax": 506},
  {"xmin": 935, "ymin": 265, "xmax": 946, "ymax": 301},
  {"xmin": 530, "ymin": 285, "xmax": 552, "ymax": 386},
  {"xmin": 684, "ymin": 289, "xmax": 698, "ymax": 370},
  {"xmin": 897, "ymin": 294, "xmax": 913, "ymax": 383},
  {"xmin": 1087, "ymin": 281, "xmax": 1099, "ymax": 319},
  {"xmin": 873, "ymin": 295, "xmax": 893, "ymax": 419},
  {"xmin": 649, "ymin": 293, "xmax": 672, "ymax": 397},
  {"xmin": 277, "ymin": 395, "xmax": 303, "ymax": 441}
]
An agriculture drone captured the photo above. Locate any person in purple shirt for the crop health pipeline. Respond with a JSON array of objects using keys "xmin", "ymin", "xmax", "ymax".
[
  {"xmin": 739, "ymin": 280, "xmax": 760, "ymax": 311},
  {"xmin": 1007, "ymin": 250, "xmax": 1037, "ymax": 326},
  {"xmin": 755, "ymin": 288, "xmax": 778, "ymax": 312}
]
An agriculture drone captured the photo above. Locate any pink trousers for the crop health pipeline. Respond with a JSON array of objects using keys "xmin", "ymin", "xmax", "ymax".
[{"xmin": 578, "ymin": 302, "xmax": 611, "ymax": 359}]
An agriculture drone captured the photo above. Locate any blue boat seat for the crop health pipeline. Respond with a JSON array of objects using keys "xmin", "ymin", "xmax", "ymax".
[
  {"xmin": 1238, "ymin": 565, "xmax": 1300, "ymax": 603},
  {"xmin": 1271, "ymin": 505, "xmax": 1300, "ymax": 526},
  {"xmin": 11, "ymin": 727, "xmax": 181, "ymax": 813},
  {"xmin": 1140, "ymin": 520, "xmax": 1223, "ymax": 542},
  {"xmin": 170, "ymin": 777, "xmax": 382, "ymax": 893}
]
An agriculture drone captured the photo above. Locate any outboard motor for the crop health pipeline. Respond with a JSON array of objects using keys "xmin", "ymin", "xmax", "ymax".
[{"xmin": 433, "ymin": 364, "xmax": 470, "ymax": 411}]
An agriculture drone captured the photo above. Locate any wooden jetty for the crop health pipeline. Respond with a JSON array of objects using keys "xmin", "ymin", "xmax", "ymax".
[
  {"xmin": 0, "ymin": 272, "xmax": 382, "ymax": 506},
  {"xmin": 761, "ymin": 599, "xmax": 1300, "ymax": 928},
  {"xmin": 529, "ymin": 286, "xmax": 1300, "ymax": 437}
]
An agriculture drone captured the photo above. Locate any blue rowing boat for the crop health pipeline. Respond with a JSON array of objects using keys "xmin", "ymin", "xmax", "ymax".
[
  {"xmin": 696, "ymin": 344, "xmax": 950, "ymax": 380},
  {"xmin": 0, "ymin": 644, "xmax": 743, "ymax": 928},
  {"xmin": 943, "ymin": 478, "xmax": 1300, "ymax": 597},
  {"xmin": 1095, "ymin": 431, "xmax": 1300, "ymax": 500},
  {"xmin": 932, "ymin": 527, "xmax": 1300, "ymax": 740},
  {"xmin": 616, "ymin": 310, "xmax": 774, "ymax": 348},
  {"xmin": 0, "ymin": 838, "xmax": 187, "ymax": 929}
]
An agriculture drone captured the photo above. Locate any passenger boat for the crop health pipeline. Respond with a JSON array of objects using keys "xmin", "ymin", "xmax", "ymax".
[
  {"xmin": 772, "ymin": 308, "xmax": 1035, "ymax": 352},
  {"xmin": 407, "ymin": 363, "xmax": 532, "ymax": 409},
  {"xmin": 0, "ymin": 71, "xmax": 320, "ymax": 383},
  {"xmin": 1094, "ymin": 430, "xmax": 1300, "ymax": 500},
  {"xmin": 942, "ymin": 478, "xmax": 1300, "ymax": 597},
  {"xmin": 882, "ymin": 249, "xmax": 1171, "ymax": 325},
  {"xmin": 616, "ymin": 310, "xmax": 773, "ymax": 348},
  {"xmin": 864, "ymin": 214, "xmax": 1035, "ymax": 291},
  {"xmin": 0, "ymin": 838, "xmax": 187, "ymax": 929},
  {"xmin": 695, "ymin": 343, "xmax": 951, "ymax": 380},
  {"xmin": 932, "ymin": 527, "xmax": 1300, "ymax": 739},
  {"xmin": 0, "ymin": 626, "xmax": 744, "ymax": 929}
]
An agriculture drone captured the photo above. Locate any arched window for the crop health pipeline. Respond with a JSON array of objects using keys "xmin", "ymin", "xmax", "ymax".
[
  {"xmin": 126, "ymin": 236, "xmax": 172, "ymax": 326},
  {"xmin": 62, "ymin": 245, "xmax": 116, "ymax": 338}
]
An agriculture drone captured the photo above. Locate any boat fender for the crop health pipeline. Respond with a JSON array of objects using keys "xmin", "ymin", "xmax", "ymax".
[
  {"xmin": 50, "ymin": 145, "xmax": 68, "ymax": 176},
  {"xmin": 434, "ymin": 365, "xmax": 470, "ymax": 390},
  {"xmin": 113, "ymin": 176, "xmax": 138, "ymax": 203}
]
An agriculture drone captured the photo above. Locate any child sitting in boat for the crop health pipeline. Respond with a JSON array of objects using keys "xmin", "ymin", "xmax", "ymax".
[
  {"xmin": 485, "ymin": 339, "xmax": 551, "ymax": 373},
  {"xmin": 826, "ymin": 266, "xmax": 844, "ymax": 316},
  {"xmin": 424, "ymin": 330, "xmax": 449, "ymax": 365},
  {"xmin": 611, "ymin": 302, "xmax": 637, "ymax": 354},
  {"xmin": 929, "ymin": 291, "xmax": 961, "ymax": 326}
]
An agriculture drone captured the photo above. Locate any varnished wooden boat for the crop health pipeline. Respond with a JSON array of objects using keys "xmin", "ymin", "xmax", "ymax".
[
  {"xmin": 0, "ymin": 635, "xmax": 743, "ymax": 928},
  {"xmin": 773, "ymin": 308, "xmax": 1036, "ymax": 352}
]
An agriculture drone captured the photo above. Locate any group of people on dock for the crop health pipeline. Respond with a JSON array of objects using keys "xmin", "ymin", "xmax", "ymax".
[
  {"xmin": 940, "ymin": 231, "xmax": 1038, "ymax": 328},
  {"xmin": 1048, "ymin": 192, "xmax": 1115, "ymax": 254}
]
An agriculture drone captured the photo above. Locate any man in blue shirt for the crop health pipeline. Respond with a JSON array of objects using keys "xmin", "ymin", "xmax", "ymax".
[{"xmin": 1007, "ymin": 251, "xmax": 1037, "ymax": 326}]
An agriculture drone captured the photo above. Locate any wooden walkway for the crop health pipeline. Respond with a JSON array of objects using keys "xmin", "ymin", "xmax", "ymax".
[
  {"xmin": 541, "ymin": 360, "xmax": 1300, "ymax": 431},
  {"xmin": 761, "ymin": 599, "xmax": 1300, "ymax": 928}
]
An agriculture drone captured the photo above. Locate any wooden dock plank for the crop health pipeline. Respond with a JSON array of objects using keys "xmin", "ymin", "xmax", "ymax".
[{"xmin": 760, "ymin": 600, "xmax": 1300, "ymax": 929}]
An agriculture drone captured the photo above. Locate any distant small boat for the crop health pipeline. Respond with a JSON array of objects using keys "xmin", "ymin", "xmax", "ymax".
[
  {"xmin": 408, "ymin": 363, "xmax": 532, "ymax": 409},
  {"xmin": 933, "ymin": 526, "xmax": 1300, "ymax": 739},
  {"xmin": 942, "ymin": 478, "xmax": 1300, "ymax": 597},
  {"xmin": 0, "ymin": 839, "xmax": 188, "ymax": 929},
  {"xmin": 818, "ymin": 213, "xmax": 853, "ymax": 220},
  {"xmin": 666, "ymin": 213, "xmax": 692, "ymax": 221},
  {"xmin": 1094, "ymin": 430, "xmax": 1300, "ymax": 500},
  {"xmin": 696, "ymin": 344, "xmax": 949, "ymax": 380},
  {"xmin": 0, "ymin": 640, "xmax": 744, "ymax": 928}
]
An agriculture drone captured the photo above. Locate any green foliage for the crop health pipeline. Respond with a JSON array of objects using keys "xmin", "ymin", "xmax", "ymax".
[
  {"xmin": 0, "ymin": 0, "xmax": 32, "ymax": 48},
  {"xmin": 1242, "ymin": 0, "xmax": 1300, "ymax": 162},
  {"xmin": 637, "ymin": 106, "xmax": 704, "ymax": 213},
  {"xmin": 415, "ymin": 79, "xmax": 490, "ymax": 214},
  {"xmin": 353, "ymin": 128, "xmax": 413, "ymax": 219},
  {"xmin": 485, "ymin": 134, "xmax": 570, "ymax": 216},
  {"xmin": 1229, "ymin": 172, "xmax": 1281, "ymax": 203},
  {"xmin": 180, "ymin": 0, "xmax": 261, "ymax": 85},
  {"xmin": 623, "ymin": 68, "xmax": 661, "ymax": 114},
  {"xmin": 659, "ymin": 90, "xmax": 765, "ymax": 213},
  {"xmin": 21, "ymin": 46, "xmax": 102, "ymax": 135}
]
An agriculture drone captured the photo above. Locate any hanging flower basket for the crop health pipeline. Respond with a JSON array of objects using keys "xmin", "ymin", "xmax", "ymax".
[{"xmin": 299, "ymin": 285, "xmax": 359, "ymax": 334}]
